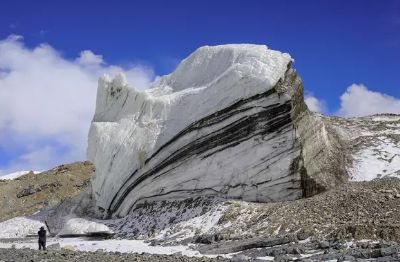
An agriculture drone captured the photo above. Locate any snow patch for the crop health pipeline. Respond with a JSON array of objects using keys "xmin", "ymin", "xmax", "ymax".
[
  {"xmin": 350, "ymin": 138, "xmax": 400, "ymax": 181},
  {"xmin": 256, "ymin": 256, "xmax": 275, "ymax": 261},
  {"xmin": 0, "ymin": 170, "xmax": 40, "ymax": 180},
  {"xmin": 328, "ymin": 114, "xmax": 400, "ymax": 182}
]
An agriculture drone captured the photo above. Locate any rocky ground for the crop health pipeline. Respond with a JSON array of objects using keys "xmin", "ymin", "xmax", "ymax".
[
  {"xmin": 96, "ymin": 177, "xmax": 400, "ymax": 260},
  {"xmin": 1, "ymin": 240, "xmax": 400, "ymax": 261},
  {"xmin": 211, "ymin": 176, "xmax": 400, "ymax": 242},
  {"xmin": 2, "ymin": 164, "xmax": 400, "ymax": 260},
  {"xmin": 197, "ymin": 236, "xmax": 400, "ymax": 261},
  {"xmin": 0, "ymin": 161, "xmax": 94, "ymax": 222},
  {"xmin": 0, "ymin": 248, "xmax": 227, "ymax": 262}
]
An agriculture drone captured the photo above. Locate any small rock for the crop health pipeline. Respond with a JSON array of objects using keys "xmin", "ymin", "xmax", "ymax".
[
  {"xmin": 380, "ymin": 247, "xmax": 395, "ymax": 257},
  {"xmin": 386, "ymin": 194, "xmax": 394, "ymax": 199},
  {"xmin": 358, "ymin": 242, "xmax": 369, "ymax": 249},
  {"xmin": 297, "ymin": 229, "xmax": 312, "ymax": 240},
  {"xmin": 231, "ymin": 254, "xmax": 250, "ymax": 262},
  {"xmin": 319, "ymin": 241, "xmax": 330, "ymax": 249},
  {"xmin": 195, "ymin": 234, "xmax": 214, "ymax": 244},
  {"xmin": 344, "ymin": 255, "xmax": 356, "ymax": 261},
  {"xmin": 358, "ymin": 249, "xmax": 371, "ymax": 259},
  {"xmin": 62, "ymin": 245, "xmax": 75, "ymax": 251},
  {"xmin": 47, "ymin": 243, "xmax": 61, "ymax": 250},
  {"xmin": 274, "ymin": 255, "xmax": 292, "ymax": 262},
  {"xmin": 292, "ymin": 247, "xmax": 302, "ymax": 255},
  {"xmin": 378, "ymin": 241, "xmax": 391, "ymax": 248},
  {"xmin": 16, "ymin": 185, "xmax": 38, "ymax": 198}
]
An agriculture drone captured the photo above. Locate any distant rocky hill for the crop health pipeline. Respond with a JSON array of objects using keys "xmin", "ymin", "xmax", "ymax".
[{"xmin": 0, "ymin": 161, "xmax": 94, "ymax": 222}]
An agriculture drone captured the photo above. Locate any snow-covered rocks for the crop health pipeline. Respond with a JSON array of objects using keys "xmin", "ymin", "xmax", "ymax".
[
  {"xmin": 87, "ymin": 44, "xmax": 347, "ymax": 218},
  {"xmin": 104, "ymin": 197, "xmax": 227, "ymax": 240}
]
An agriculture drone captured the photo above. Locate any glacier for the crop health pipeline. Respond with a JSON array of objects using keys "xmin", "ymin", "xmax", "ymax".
[{"xmin": 87, "ymin": 44, "xmax": 347, "ymax": 218}]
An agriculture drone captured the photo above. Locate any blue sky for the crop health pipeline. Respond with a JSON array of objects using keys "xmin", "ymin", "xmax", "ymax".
[
  {"xmin": 0, "ymin": 0, "xmax": 400, "ymax": 174},
  {"xmin": 1, "ymin": 0, "xmax": 400, "ymax": 107}
]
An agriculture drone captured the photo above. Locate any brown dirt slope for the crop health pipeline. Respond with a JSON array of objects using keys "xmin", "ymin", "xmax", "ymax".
[{"xmin": 0, "ymin": 161, "xmax": 94, "ymax": 222}]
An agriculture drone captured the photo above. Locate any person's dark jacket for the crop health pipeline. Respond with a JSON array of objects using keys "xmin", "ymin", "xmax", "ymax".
[{"xmin": 38, "ymin": 228, "xmax": 46, "ymax": 242}]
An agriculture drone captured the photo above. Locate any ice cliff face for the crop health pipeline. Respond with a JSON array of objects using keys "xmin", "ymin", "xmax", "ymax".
[{"xmin": 87, "ymin": 44, "xmax": 347, "ymax": 218}]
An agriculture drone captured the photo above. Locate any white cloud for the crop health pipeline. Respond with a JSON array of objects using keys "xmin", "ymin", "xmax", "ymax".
[
  {"xmin": 0, "ymin": 35, "xmax": 155, "ymax": 175},
  {"xmin": 305, "ymin": 94, "xmax": 325, "ymax": 113},
  {"xmin": 338, "ymin": 84, "xmax": 400, "ymax": 117},
  {"xmin": 76, "ymin": 50, "xmax": 104, "ymax": 66},
  {"xmin": 304, "ymin": 85, "xmax": 400, "ymax": 117}
]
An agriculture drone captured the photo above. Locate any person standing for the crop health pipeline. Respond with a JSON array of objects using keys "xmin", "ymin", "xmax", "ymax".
[{"xmin": 38, "ymin": 226, "xmax": 46, "ymax": 250}]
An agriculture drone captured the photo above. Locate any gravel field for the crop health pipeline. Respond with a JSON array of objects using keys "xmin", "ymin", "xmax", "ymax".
[{"xmin": 0, "ymin": 248, "xmax": 228, "ymax": 262}]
